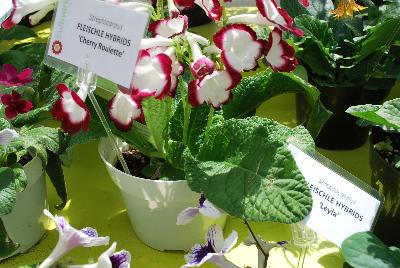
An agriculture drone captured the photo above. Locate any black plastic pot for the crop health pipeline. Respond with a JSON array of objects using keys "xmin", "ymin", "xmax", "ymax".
[
  {"xmin": 296, "ymin": 86, "xmax": 390, "ymax": 150},
  {"xmin": 369, "ymin": 127, "xmax": 400, "ymax": 246},
  {"xmin": 180, "ymin": 5, "xmax": 212, "ymax": 27}
]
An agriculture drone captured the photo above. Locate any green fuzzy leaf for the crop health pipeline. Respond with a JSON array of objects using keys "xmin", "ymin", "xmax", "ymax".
[
  {"xmin": 159, "ymin": 162, "xmax": 185, "ymax": 181},
  {"xmin": 165, "ymin": 140, "xmax": 187, "ymax": 170},
  {"xmin": 10, "ymin": 163, "xmax": 27, "ymax": 193},
  {"xmin": 346, "ymin": 98, "xmax": 400, "ymax": 129},
  {"xmin": 11, "ymin": 105, "xmax": 51, "ymax": 128},
  {"xmin": 222, "ymin": 70, "xmax": 332, "ymax": 138},
  {"xmin": 295, "ymin": 15, "xmax": 336, "ymax": 47},
  {"xmin": 46, "ymin": 152, "xmax": 67, "ymax": 209},
  {"xmin": 142, "ymin": 97, "xmax": 173, "ymax": 154},
  {"xmin": 355, "ymin": 18, "xmax": 400, "ymax": 63},
  {"xmin": 0, "ymin": 167, "xmax": 16, "ymax": 216},
  {"xmin": 0, "ymin": 219, "xmax": 19, "ymax": 258},
  {"xmin": 0, "ymin": 25, "xmax": 37, "ymax": 40},
  {"xmin": 0, "ymin": 50, "xmax": 30, "ymax": 71},
  {"xmin": 184, "ymin": 117, "xmax": 313, "ymax": 222},
  {"xmin": 0, "ymin": 118, "xmax": 10, "ymax": 130},
  {"xmin": 19, "ymin": 126, "xmax": 67, "ymax": 155},
  {"xmin": 341, "ymin": 231, "xmax": 400, "ymax": 268}
]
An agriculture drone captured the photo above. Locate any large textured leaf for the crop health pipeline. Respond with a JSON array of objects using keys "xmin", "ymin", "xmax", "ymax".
[
  {"xmin": 341, "ymin": 231, "xmax": 400, "ymax": 268},
  {"xmin": 355, "ymin": 18, "xmax": 400, "ymax": 63},
  {"xmin": 0, "ymin": 118, "xmax": 10, "ymax": 130},
  {"xmin": 0, "ymin": 25, "xmax": 37, "ymax": 40},
  {"xmin": 11, "ymin": 105, "xmax": 51, "ymax": 128},
  {"xmin": 0, "ymin": 219, "xmax": 19, "ymax": 258},
  {"xmin": 0, "ymin": 167, "xmax": 16, "ymax": 216},
  {"xmin": 280, "ymin": 0, "xmax": 333, "ymax": 20},
  {"xmin": 184, "ymin": 117, "xmax": 313, "ymax": 222},
  {"xmin": 346, "ymin": 98, "xmax": 400, "ymax": 129},
  {"xmin": 19, "ymin": 126, "xmax": 67, "ymax": 155},
  {"xmin": 222, "ymin": 70, "xmax": 332, "ymax": 138},
  {"xmin": 295, "ymin": 15, "xmax": 336, "ymax": 47},
  {"xmin": 46, "ymin": 152, "xmax": 67, "ymax": 209},
  {"xmin": 142, "ymin": 97, "xmax": 173, "ymax": 154},
  {"xmin": 10, "ymin": 163, "xmax": 27, "ymax": 193}
]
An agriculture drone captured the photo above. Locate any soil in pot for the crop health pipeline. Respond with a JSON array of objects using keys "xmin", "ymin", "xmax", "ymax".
[
  {"xmin": 370, "ymin": 127, "xmax": 400, "ymax": 246},
  {"xmin": 115, "ymin": 148, "xmax": 152, "ymax": 179},
  {"xmin": 296, "ymin": 86, "xmax": 391, "ymax": 150}
]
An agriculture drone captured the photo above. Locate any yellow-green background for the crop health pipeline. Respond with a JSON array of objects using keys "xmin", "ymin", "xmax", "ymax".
[{"xmin": 1, "ymin": 7, "xmax": 399, "ymax": 268}]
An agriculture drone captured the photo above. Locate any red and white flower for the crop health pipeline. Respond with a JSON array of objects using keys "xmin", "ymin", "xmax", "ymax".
[
  {"xmin": 265, "ymin": 28, "xmax": 298, "ymax": 72},
  {"xmin": 187, "ymin": 35, "xmax": 215, "ymax": 78},
  {"xmin": 194, "ymin": 0, "xmax": 223, "ymax": 21},
  {"xmin": 140, "ymin": 37, "xmax": 174, "ymax": 50},
  {"xmin": 214, "ymin": 24, "xmax": 264, "ymax": 73},
  {"xmin": 173, "ymin": 0, "xmax": 195, "ymax": 10},
  {"xmin": 167, "ymin": 0, "xmax": 181, "ymax": 17},
  {"xmin": 51, "ymin": 83, "xmax": 90, "ymax": 135},
  {"xmin": 188, "ymin": 70, "xmax": 241, "ymax": 109},
  {"xmin": 1, "ymin": 90, "xmax": 33, "ymax": 119},
  {"xmin": 149, "ymin": 15, "xmax": 188, "ymax": 38},
  {"xmin": 131, "ymin": 50, "xmax": 172, "ymax": 99},
  {"xmin": 2, "ymin": 0, "xmax": 57, "ymax": 29},
  {"xmin": 0, "ymin": 63, "xmax": 33, "ymax": 87},
  {"xmin": 108, "ymin": 91, "xmax": 150, "ymax": 132},
  {"xmin": 256, "ymin": 0, "xmax": 303, "ymax": 37}
]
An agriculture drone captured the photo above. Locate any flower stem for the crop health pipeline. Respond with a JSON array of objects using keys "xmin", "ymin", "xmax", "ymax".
[
  {"xmin": 178, "ymin": 78, "xmax": 191, "ymax": 145},
  {"xmin": 204, "ymin": 105, "xmax": 214, "ymax": 143},
  {"xmin": 244, "ymin": 220, "xmax": 269, "ymax": 268},
  {"xmin": 221, "ymin": 0, "xmax": 228, "ymax": 27},
  {"xmin": 157, "ymin": 0, "xmax": 164, "ymax": 19}
]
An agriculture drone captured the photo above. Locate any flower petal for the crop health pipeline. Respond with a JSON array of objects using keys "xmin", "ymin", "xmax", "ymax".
[
  {"xmin": 199, "ymin": 200, "xmax": 221, "ymax": 219},
  {"xmin": 207, "ymin": 225, "xmax": 224, "ymax": 253},
  {"xmin": 214, "ymin": 24, "xmax": 264, "ymax": 73},
  {"xmin": 131, "ymin": 50, "xmax": 172, "ymax": 99},
  {"xmin": 0, "ymin": 128, "xmax": 19, "ymax": 146},
  {"xmin": 221, "ymin": 230, "xmax": 238, "ymax": 253},
  {"xmin": 176, "ymin": 207, "xmax": 200, "ymax": 225},
  {"xmin": 227, "ymin": 13, "xmax": 273, "ymax": 26},
  {"xmin": 1, "ymin": 90, "xmax": 33, "ymax": 119},
  {"xmin": 194, "ymin": 0, "xmax": 223, "ymax": 21},
  {"xmin": 140, "ymin": 37, "xmax": 174, "ymax": 50},
  {"xmin": 183, "ymin": 246, "xmax": 216, "ymax": 267},
  {"xmin": 50, "ymin": 84, "xmax": 90, "ymax": 135},
  {"xmin": 265, "ymin": 28, "xmax": 298, "ymax": 72},
  {"xmin": 173, "ymin": 0, "xmax": 195, "ymax": 10},
  {"xmin": 0, "ymin": 64, "xmax": 32, "ymax": 87},
  {"xmin": 110, "ymin": 249, "xmax": 131, "ymax": 268},
  {"xmin": 149, "ymin": 15, "xmax": 188, "ymax": 38},
  {"xmin": 108, "ymin": 91, "xmax": 142, "ymax": 132},
  {"xmin": 256, "ymin": 0, "xmax": 303, "ymax": 37},
  {"xmin": 167, "ymin": 0, "xmax": 181, "ymax": 17},
  {"xmin": 4, "ymin": 0, "xmax": 57, "ymax": 28},
  {"xmin": 188, "ymin": 70, "xmax": 241, "ymax": 109},
  {"xmin": 28, "ymin": 3, "xmax": 54, "ymax": 25}
]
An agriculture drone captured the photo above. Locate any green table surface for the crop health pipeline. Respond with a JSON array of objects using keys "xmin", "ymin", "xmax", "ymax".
[{"xmin": 1, "ymin": 8, "xmax": 400, "ymax": 268}]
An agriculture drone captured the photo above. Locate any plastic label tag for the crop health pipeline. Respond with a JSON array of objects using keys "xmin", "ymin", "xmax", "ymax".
[
  {"xmin": 46, "ymin": 0, "xmax": 148, "ymax": 88},
  {"xmin": 0, "ymin": 0, "xmax": 13, "ymax": 25},
  {"xmin": 288, "ymin": 144, "xmax": 383, "ymax": 247}
]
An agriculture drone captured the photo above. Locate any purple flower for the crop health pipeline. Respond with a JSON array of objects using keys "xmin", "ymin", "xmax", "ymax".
[
  {"xmin": 177, "ymin": 194, "xmax": 221, "ymax": 225},
  {"xmin": 182, "ymin": 225, "xmax": 239, "ymax": 268},
  {"xmin": 69, "ymin": 242, "xmax": 131, "ymax": 268},
  {"xmin": 38, "ymin": 209, "xmax": 110, "ymax": 268}
]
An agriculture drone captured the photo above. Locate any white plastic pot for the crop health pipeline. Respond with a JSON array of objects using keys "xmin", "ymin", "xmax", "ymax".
[
  {"xmin": 0, "ymin": 156, "xmax": 47, "ymax": 260},
  {"xmin": 99, "ymin": 138, "xmax": 227, "ymax": 251}
]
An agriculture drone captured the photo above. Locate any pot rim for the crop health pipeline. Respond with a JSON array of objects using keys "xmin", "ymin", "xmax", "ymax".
[{"xmin": 98, "ymin": 138, "xmax": 188, "ymax": 185}]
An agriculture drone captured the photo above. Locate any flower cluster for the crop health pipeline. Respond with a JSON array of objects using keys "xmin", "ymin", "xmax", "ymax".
[
  {"xmin": 39, "ymin": 209, "xmax": 131, "ymax": 268},
  {"xmin": 46, "ymin": 0, "xmax": 303, "ymax": 135}
]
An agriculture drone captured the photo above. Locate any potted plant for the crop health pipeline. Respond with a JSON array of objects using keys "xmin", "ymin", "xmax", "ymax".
[
  {"xmin": 0, "ymin": 27, "xmax": 73, "ymax": 259},
  {"xmin": 34, "ymin": 0, "xmax": 333, "ymax": 254},
  {"xmin": 346, "ymin": 98, "xmax": 400, "ymax": 246},
  {"xmin": 274, "ymin": 0, "xmax": 400, "ymax": 149}
]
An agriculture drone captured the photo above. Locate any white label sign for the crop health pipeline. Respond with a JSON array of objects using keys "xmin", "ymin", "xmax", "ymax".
[
  {"xmin": 0, "ymin": 0, "xmax": 13, "ymax": 25},
  {"xmin": 48, "ymin": 0, "xmax": 148, "ymax": 88},
  {"xmin": 289, "ymin": 144, "xmax": 381, "ymax": 247}
]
